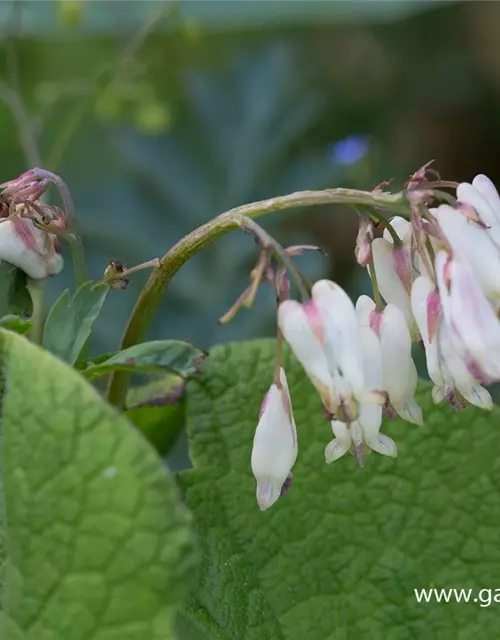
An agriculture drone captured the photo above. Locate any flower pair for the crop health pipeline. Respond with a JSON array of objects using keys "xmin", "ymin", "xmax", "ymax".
[{"xmin": 251, "ymin": 279, "xmax": 417, "ymax": 510}]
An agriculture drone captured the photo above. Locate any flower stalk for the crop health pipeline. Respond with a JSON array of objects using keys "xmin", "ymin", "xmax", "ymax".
[{"xmin": 107, "ymin": 187, "xmax": 410, "ymax": 407}]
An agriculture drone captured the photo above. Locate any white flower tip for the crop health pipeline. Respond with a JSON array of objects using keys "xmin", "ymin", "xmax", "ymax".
[
  {"xmin": 47, "ymin": 253, "xmax": 64, "ymax": 277},
  {"xmin": 325, "ymin": 437, "xmax": 350, "ymax": 464},
  {"xmin": 463, "ymin": 385, "xmax": 493, "ymax": 411},
  {"xmin": 255, "ymin": 480, "xmax": 282, "ymax": 511},
  {"xmin": 432, "ymin": 385, "xmax": 445, "ymax": 404},
  {"xmin": 367, "ymin": 433, "xmax": 398, "ymax": 458},
  {"xmin": 394, "ymin": 399, "xmax": 423, "ymax": 425}
]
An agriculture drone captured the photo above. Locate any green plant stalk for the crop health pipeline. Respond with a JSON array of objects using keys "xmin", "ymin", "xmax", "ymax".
[
  {"xmin": 26, "ymin": 278, "xmax": 46, "ymax": 345},
  {"xmin": 107, "ymin": 187, "xmax": 409, "ymax": 408}
]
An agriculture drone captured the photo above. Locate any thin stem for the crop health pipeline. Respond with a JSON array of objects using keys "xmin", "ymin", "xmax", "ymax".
[
  {"xmin": 233, "ymin": 214, "xmax": 310, "ymax": 300},
  {"xmin": 30, "ymin": 169, "xmax": 87, "ymax": 285},
  {"xmin": 26, "ymin": 278, "xmax": 45, "ymax": 345},
  {"xmin": 274, "ymin": 329, "xmax": 284, "ymax": 386},
  {"xmin": 107, "ymin": 187, "xmax": 408, "ymax": 407},
  {"xmin": 368, "ymin": 253, "xmax": 383, "ymax": 312},
  {"xmin": 379, "ymin": 218, "xmax": 402, "ymax": 246}
]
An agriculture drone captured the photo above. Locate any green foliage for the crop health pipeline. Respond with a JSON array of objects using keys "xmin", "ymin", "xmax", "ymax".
[
  {"xmin": 0, "ymin": 315, "xmax": 32, "ymax": 336},
  {"xmin": 180, "ymin": 339, "xmax": 500, "ymax": 639},
  {"xmin": 125, "ymin": 374, "xmax": 187, "ymax": 455},
  {"xmin": 43, "ymin": 281, "xmax": 109, "ymax": 365},
  {"xmin": 0, "ymin": 264, "xmax": 32, "ymax": 320},
  {"xmin": 0, "ymin": 329, "xmax": 196, "ymax": 640},
  {"xmin": 83, "ymin": 340, "xmax": 207, "ymax": 379}
]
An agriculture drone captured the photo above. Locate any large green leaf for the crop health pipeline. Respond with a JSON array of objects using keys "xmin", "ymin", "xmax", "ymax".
[
  {"xmin": 0, "ymin": 1, "xmax": 455, "ymax": 35},
  {"xmin": 180, "ymin": 339, "xmax": 500, "ymax": 639},
  {"xmin": 43, "ymin": 281, "xmax": 109, "ymax": 365},
  {"xmin": 0, "ymin": 330, "xmax": 196, "ymax": 640}
]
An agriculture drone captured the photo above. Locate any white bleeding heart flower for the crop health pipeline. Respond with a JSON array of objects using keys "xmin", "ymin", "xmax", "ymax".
[
  {"xmin": 411, "ymin": 274, "xmax": 492, "ymax": 411},
  {"xmin": 435, "ymin": 249, "xmax": 500, "ymax": 382},
  {"xmin": 430, "ymin": 203, "xmax": 500, "ymax": 303},
  {"xmin": 251, "ymin": 367, "xmax": 298, "ymax": 511},
  {"xmin": 0, "ymin": 218, "xmax": 63, "ymax": 279}
]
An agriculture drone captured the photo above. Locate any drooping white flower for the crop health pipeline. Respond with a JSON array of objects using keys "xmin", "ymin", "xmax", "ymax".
[
  {"xmin": 278, "ymin": 299, "xmax": 336, "ymax": 413},
  {"xmin": 279, "ymin": 281, "xmax": 383, "ymax": 420},
  {"xmin": 435, "ymin": 249, "xmax": 500, "ymax": 382},
  {"xmin": 430, "ymin": 203, "xmax": 500, "ymax": 303},
  {"xmin": 411, "ymin": 274, "xmax": 492, "ymax": 410},
  {"xmin": 379, "ymin": 303, "xmax": 422, "ymax": 424},
  {"xmin": 371, "ymin": 237, "xmax": 418, "ymax": 338},
  {"xmin": 311, "ymin": 279, "xmax": 365, "ymax": 400},
  {"xmin": 356, "ymin": 295, "xmax": 422, "ymax": 424},
  {"xmin": 325, "ymin": 326, "xmax": 397, "ymax": 465},
  {"xmin": 0, "ymin": 218, "xmax": 63, "ymax": 279},
  {"xmin": 251, "ymin": 367, "xmax": 298, "ymax": 511}
]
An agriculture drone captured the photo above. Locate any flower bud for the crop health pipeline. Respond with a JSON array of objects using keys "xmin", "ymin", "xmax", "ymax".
[
  {"xmin": 355, "ymin": 218, "xmax": 373, "ymax": 266},
  {"xmin": 251, "ymin": 368, "xmax": 298, "ymax": 510}
]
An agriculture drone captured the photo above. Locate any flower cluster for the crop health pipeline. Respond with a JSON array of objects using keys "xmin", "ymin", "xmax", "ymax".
[{"xmin": 251, "ymin": 172, "xmax": 500, "ymax": 510}]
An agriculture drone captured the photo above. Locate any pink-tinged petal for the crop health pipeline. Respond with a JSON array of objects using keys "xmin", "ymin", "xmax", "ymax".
[
  {"xmin": 371, "ymin": 237, "xmax": 417, "ymax": 337},
  {"xmin": 355, "ymin": 295, "xmax": 376, "ymax": 328},
  {"xmin": 13, "ymin": 219, "xmax": 44, "ymax": 256},
  {"xmin": 411, "ymin": 276, "xmax": 443, "ymax": 389},
  {"xmin": 0, "ymin": 219, "xmax": 59, "ymax": 279},
  {"xmin": 392, "ymin": 244, "xmax": 412, "ymax": 293},
  {"xmin": 458, "ymin": 179, "xmax": 500, "ymax": 245},
  {"xmin": 448, "ymin": 257, "xmax": 500, "ymax": 380},
  {"xmin": 426, "ymin": 290, "xmax": 441, "ymax": 343},
  {"xmin": 278, "ymin": 300, "xmax": 335, "ymax": 411},
  {"xmin": 312, "ymin": 279, "xmax": 365, "ymax": 399},
  {"xmin": 431, "ymin": 203, "xmax": 500, "ymax": 302},
  {"xmin": 303, "ymin": 299, "xmax": 325, "ymax": 344}
]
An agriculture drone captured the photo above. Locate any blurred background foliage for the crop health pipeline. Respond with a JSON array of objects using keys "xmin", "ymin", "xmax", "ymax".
[{"xmin": 1, "ymin": 0, "xmax": 499, "ymax": 358}]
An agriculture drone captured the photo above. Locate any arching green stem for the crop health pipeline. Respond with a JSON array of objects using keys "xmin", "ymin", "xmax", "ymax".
[{"xmin": 107, "ymin": 187, "xmax": 408, "ymax": 407}]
